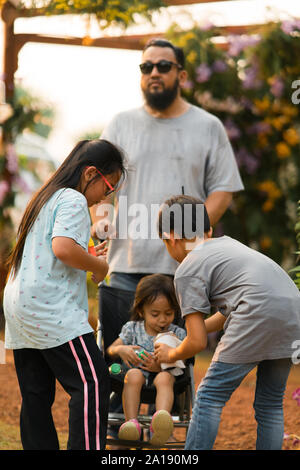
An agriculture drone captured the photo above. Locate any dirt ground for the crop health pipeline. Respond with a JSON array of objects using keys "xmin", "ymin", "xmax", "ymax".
[{"xmin": 0, "ymin": 348, "xmax": 299, "ymax": 451}]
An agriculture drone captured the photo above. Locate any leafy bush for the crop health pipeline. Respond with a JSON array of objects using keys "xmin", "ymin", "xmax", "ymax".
[
  {"xmin": 0, "ymin": 88, "xmax": 54, "ymax": 308},
  {"xmin": 167, "ymin": 20, "xmax": 300, "ymax": 267},
  {"xmin": 19, "ymin": 0, "xmax": 165, "ymax": 28},
  {"xmin": 289, "ymin": 200, "xmax": 300, "ymax": 289}
]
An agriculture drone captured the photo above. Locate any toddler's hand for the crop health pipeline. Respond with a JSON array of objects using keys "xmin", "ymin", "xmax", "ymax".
[
  {"xmin": 118, "ymin": 345, "xmax": 142, "ymax": 368},
  {"xmin": 139, "ymin": 351, "xmax": 161, "ymax": 372}
]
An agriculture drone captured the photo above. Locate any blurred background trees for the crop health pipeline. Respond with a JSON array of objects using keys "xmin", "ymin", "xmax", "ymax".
[
  {"xmin": 1, "ymin": 15, "xmax": 300, "ymax": 317},
  {"xmin": 167, "ymin": 20, "xmax": 300, "ymax": 270},
  {"xmin": 0, "ymin": 86, "xmax": 55, "ymax": 311}
]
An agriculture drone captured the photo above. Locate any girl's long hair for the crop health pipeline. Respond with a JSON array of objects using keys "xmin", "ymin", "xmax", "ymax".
[
  {"xmin": 130, "ymin": 274, "xmax": 181, "ymax": 322},
  {"xmin": 6, "ymin": 139, "xmax": 126, "ymax": 277}
]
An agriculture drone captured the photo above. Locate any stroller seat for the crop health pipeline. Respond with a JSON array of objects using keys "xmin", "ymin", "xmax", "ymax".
[
  {"xmin": 109, "ymin": 367, "xmax": 191, "ymax": 402},
  {"xmin": 97, "ymin": 283, "xmax": 195, "ymax": 449}
]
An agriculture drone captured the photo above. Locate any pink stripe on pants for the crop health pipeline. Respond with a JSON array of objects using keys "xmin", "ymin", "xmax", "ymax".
[
  {"xmin": 79, "ymin": 335, "xmax": 100, "ymax": 450},
  {"xmin": 69, "ymin": 339, "xmax": 89, "ymax": 450}
]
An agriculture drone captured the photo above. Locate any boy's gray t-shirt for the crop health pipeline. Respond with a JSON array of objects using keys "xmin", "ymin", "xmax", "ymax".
[
  {"xmin": 174, "ymin": 236, "xmax": 300, "ymax": 363},
  {"xmin": 101, "ymin": 105, "xmax": 244, "ymax": 275}
]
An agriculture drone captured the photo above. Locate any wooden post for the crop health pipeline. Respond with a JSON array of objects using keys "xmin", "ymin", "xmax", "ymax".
[
  {"xmin": 1, "ymin": 2, "xmax": 20, "ymax": 100},
  {"xmin": 0, "ymin": 2, "xmax": 20, "ymax": 306}
]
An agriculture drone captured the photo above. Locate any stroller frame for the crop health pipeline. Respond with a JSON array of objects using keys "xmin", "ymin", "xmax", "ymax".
[{"xmin": 97, "ymin": 283, "xmax": 195, "ymax": 449}]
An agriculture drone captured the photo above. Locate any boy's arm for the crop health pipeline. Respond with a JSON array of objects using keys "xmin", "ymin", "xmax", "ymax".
[
  {"xmin": 154, "ymin": 312, "xmax": 207, "ymax": 363},
  {"xmin": 205, "ymin": 311, "xmax": 226, "ymax": 333}
]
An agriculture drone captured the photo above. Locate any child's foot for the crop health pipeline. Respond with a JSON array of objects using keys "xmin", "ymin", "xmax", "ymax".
[
  {"xmin": 118, "ymin": 419, "xmax": 141, "ymax": 441},
  {"xmin": 149, "ymin": 410, "xmax": 174, "ymax": 447}
]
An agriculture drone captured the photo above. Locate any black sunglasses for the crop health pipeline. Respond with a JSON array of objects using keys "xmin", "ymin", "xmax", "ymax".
[{"xmin": 139, "ymin": 60, "xmax": 182, "ymax": 75}]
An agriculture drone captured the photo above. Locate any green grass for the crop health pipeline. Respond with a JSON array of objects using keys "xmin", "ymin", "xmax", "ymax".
[
  {"xmin": 0, "ymin": 420, "xmax": 68, "ymax": 450},
  {"xmin": 0, "ymin": 421, "xmax": 22, "ymax": 450}
]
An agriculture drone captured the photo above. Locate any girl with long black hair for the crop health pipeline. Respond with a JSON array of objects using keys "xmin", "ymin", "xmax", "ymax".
[{"xmin": 4, "ymin": 139, "xmax": 126, "ymax": 450}]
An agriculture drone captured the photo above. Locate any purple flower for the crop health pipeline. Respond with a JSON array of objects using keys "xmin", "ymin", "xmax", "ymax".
[
  {"xmin": 228, "ymin": 35, "xmax": 261, "ymax": 57},
  {"xmin": 212, "ymin": 60, "xmax": 227, "ymax": 73},
  {"xmin": 200, "ymin": 21, "xmax": 214, "ymax": 31},
  {"xmin": 246, "ymin": 121, "xmax": 272, "ymax": 135},
  {"xmin": 242, "ymin": 65, "xmax": 263, "ymax": 90},
  {"xmin": 236, "ymin": 147, "xmax": 260, "ymax": 175},
  {"xmin": 6, "ymin": 143, "xmax": 18, "ymax": 174},
  {"xmin": 292, "ymin": 387, "xmax": 300, "ymax": 406},
  {"xmin": 281, "ymin": 20, "xmax": 300, "ymax": 35},
  {"xmin": 281, "ymin": 21, "xmax": 294, "ymax": 35},
  {"xmin": 227, "ymin": 37, "xmax": 243, "ymax": 57},
  {"xmin": 240, "ymin": 96, "xmax": 254, "ymax": 111},
  {"xmin": 224, "ymin": 118, "xmax": 241, "ymax": 140},
  {"xmin": 13, "ymin": 175, "xmax": 31, "ymax": 194},
  {"xmin": 0, "ymin": 180, "xmax": 10, "ymax": 205},
  {"xmin": 270, "ymin": 76, "xmax": 284, "ymax": 98},
  {"xmin": 195, "ymin": 63, "xmax": 212, "ymax": 83},
  {"xmin": 182, "ymin": 79, "xmax": 194, "ymax": 90}
]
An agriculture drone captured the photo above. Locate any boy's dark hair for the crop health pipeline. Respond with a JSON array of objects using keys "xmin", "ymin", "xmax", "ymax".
[
  {"xmin": 158, "ymin": 195, "xmax": 211, "ymax": 239},
  {"xmin": 143, "ymin": 38, "xmax": 185, "ymax": 69},
  {"xmin": 130, "ymin": 274, "xmax": 180, "ymax": 322}
]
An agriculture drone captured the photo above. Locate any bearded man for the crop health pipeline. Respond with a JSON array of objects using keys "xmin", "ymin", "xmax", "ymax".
[
  {"xmin": 91, "ymin": 39, "xmax": 244, "ymax": 438},
  {"xmin": 92, "ymin": 38, "xmax": 243, "ymax": 289}
]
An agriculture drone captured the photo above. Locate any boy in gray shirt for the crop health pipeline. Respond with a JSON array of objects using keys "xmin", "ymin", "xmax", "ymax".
[{"xmin": 155, "ymin": 195, "xmax": 300, "ymax": 450}]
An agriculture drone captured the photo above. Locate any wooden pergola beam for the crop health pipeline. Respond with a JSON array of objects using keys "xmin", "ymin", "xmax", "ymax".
[
  {"xmin": 14, "ymin": 33, "xmax": 156, "ymax": 51},
  {"xmin": 14, "ymin": 22, "xmax": 261, "ymax": 52}
]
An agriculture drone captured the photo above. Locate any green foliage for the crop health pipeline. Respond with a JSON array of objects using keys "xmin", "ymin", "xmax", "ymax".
[
  {"xmin": 78, "ymin": 129, "xmax": 103, "ymax": 140},
  {"xmin": 0, "ymin": 421, "xmax": 22, "ymax": 450},
  {"xmin": 167, "ymin": 20, "xmax": 300, "ymax": 266},
  {"xmin": 0, "ymin": 87, "xmax": 54, "ymax": 250},
  {"xmin": 3, "ymin": 87, "xmax": 54, "ymax": 141},
  {"xmin": 289, "ymin": 200, "xmax": 300, "ymax": 289},
  {"xmin": 19, "ymin": 0, "xmax": 165, "ymax": 28}
]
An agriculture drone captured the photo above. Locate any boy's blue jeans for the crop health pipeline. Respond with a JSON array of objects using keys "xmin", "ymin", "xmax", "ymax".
[{"xmin": 185, "ymin": 358, "xmax": 292, "ymax": 450}]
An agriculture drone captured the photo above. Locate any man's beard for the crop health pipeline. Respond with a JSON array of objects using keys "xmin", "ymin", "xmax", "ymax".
[{"xmin": 143, "ymin": 79, "xmax": 179, "ymax": 111}]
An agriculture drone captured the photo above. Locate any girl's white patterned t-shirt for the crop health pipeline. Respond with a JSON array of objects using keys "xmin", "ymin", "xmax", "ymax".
[{"xmin": 4, "ymin": 188, "xmax": 94, "ymax": 349}]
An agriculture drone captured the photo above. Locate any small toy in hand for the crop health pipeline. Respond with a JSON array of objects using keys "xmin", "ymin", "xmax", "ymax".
[
  {"xmin": 88, "ymin": 238, "xmax": 96, "ymax": 256},
  {"xmin": 136, "ymin": 349, "xmax": 148, "ymax": 359}
]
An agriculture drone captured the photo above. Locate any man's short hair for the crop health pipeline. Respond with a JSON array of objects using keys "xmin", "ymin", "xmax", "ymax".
[{"xmin": 143, "ymin": 38, "xmax": 185, "ymax": 69}]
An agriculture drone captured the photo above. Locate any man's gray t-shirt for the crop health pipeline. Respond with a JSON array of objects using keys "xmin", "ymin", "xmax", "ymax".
[
  {"xmin": 174, "ymin": 236, "xmax": 300, "ymax": 363},
  {"xmin": 101, "ymin": 105, "xmax": 244, "ymax": 275}
]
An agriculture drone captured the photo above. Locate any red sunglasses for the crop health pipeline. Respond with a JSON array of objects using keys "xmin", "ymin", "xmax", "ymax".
[{"xmin": 86, "ymin": 166, "xmax": 115, "ymax": 196}]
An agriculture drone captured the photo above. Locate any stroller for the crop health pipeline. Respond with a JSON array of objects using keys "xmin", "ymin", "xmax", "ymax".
[{"xmin": 97, "ymin": 283, "xmax": 196, "ymax": 449}]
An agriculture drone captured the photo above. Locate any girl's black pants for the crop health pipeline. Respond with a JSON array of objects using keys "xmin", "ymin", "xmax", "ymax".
[{"xmin": 13, "ymin": 333, "xmax": 110, "ymax": 450}]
